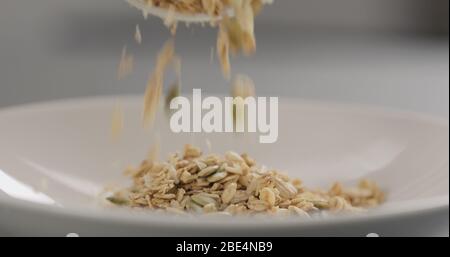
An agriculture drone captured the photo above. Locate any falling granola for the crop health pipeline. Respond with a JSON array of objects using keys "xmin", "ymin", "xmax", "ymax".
[
  {"xmin": 111, "ymin": 103, "xmax": 125, "ymax": 139},
  {"xmin": 135, "ymin": 24, "xmax": 143, "ymax": 44},
  {"xmin": 107, "ymin": 145, "xmax": 385, "ymax": 216},
  {"xmin": 231, "ymin": 74, "xmax": 256, "ymax": 128},
  {"xmin": 117, "ymin": 46, "xmax": 134, "ymax": 80},
  {"xmin": 143, "ymin": 40, "xmax": 177, "ymax": 127},
  {"xmin": 130, "ymin": 0, "xmax": 272, "ymax": 79}
]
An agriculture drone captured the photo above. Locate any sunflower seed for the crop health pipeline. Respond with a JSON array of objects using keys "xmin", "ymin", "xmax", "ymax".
[
  {"xmin": 273, "ymin": 177, "xmax": 297, "ymax": 199},
  {"xmin": 191, "ymin": 193, "xmax": 217, "ymax": 207},
  {"xmin": 225, "ymin": 163, "xmax": 243, "ymax": 175},
  {"xmin": 198, "ymin": 165, "xmax": 219, "ymax": 177},
  {"xmin": 259, "ymin": 187, "xmax": 276, "ymax": 206},
  {"xmin": 222, "ymin": 182, "xmax": 237, "ymax": 204},
  {"xmin": 225, "ymin": 151, "xmax": 245, "ymax": 163},
  {"xmin": 207, "ymin": 171, "xmax": 228, "ymax": 183}
]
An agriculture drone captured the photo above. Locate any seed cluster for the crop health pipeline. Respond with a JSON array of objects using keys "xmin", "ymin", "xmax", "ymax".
[{"xmin": 108, "ymin": 145, "xmax": 385, "ymax": 216}]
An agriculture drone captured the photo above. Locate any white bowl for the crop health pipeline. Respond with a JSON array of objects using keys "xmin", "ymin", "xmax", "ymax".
[{"xmin": 0, "ymin": 96, "xmax": 448, "ymax": 236}]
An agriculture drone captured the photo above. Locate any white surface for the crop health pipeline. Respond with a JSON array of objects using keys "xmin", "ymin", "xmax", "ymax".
[{"xmin": 0, "ymin": 97, "xmax": 448, "ymax": 236}]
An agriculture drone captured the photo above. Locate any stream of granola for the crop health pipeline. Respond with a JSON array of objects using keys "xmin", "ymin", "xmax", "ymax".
[
  {"xmin": 108, "ymin": 145, "xmax": 384, "ymax": 216},
  {"xmin": 143, "ymin": 0, "xmax": 267, "ymax": 79}
]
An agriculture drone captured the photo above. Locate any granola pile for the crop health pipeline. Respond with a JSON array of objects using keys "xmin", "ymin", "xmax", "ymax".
[{"xmin": 108, "ymin": 145, "xmax": 384, "ymax": 216}]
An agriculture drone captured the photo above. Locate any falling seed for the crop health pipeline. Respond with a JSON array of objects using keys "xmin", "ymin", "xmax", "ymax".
[
  {"xmin": 111, "ymin": 103, "xmax": 124, "ymax": 140},
  {"xmin": 117, "ymin": 46, "xmax": 134, "ymax": 80},
  {"xmin": 135, "ymin": 24, "xmax": 142, "ymax": 44},
  {"xmin": 165, "ymin": 81, "xmax": 180, "ymax": 114},
  {"xmin": 231, "ymin": 74, "xmax": 255, "ymax": 128},
  {"xmin": 210, "ymin": 47, "xmax": 215, "ymax": 64},
  {"xmin": 143, "ymin": 40, "xmax": 175, "ymax": 127}
]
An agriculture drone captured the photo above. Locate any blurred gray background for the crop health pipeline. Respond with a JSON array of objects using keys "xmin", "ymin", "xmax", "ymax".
[
  {"xmin": 0, "ymin": 0, "xmax": 448, "ymax": 236},
  {"xmin": 0, "ymin": 0, "xmax": 448, "ymax": 116}
]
